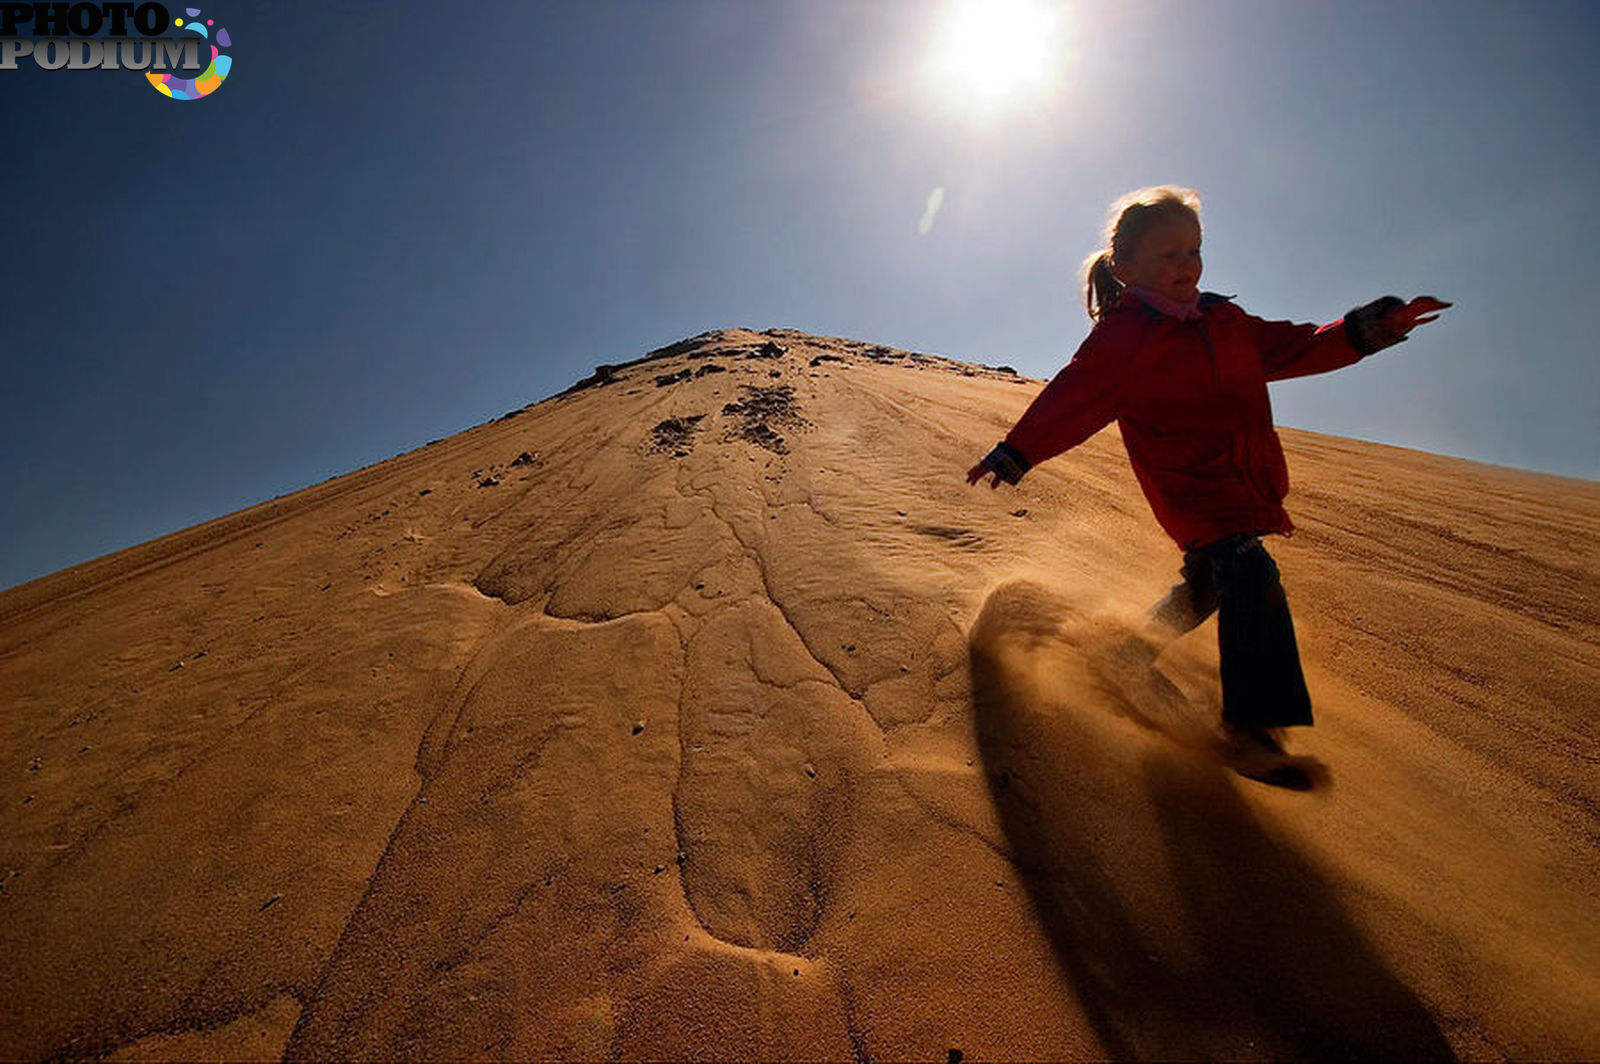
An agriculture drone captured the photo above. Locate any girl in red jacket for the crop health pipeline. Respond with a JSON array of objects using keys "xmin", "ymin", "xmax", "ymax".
[{"xmin": 967, "ymin": 186, "xmax": 1448, "ymax": 780}]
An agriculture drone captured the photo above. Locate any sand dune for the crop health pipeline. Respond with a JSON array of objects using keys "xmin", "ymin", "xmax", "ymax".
[{"xmin": 2, "ymin": 328, "xmax": 1595, "ymax": 1061}]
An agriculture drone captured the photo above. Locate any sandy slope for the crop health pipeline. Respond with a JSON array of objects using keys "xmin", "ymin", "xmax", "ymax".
[{"xmin": 1, "ymin": 328, "xmax": 1594, "ymax": 1062}]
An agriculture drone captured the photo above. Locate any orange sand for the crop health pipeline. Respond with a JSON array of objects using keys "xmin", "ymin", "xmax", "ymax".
[{"xmin": 2, "ymin": 328, "xmax": 1595, "ymax": 1061}]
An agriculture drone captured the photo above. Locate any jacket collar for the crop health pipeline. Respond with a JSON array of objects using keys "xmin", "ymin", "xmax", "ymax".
[
  {"xmin": 1120, "ymin": 288, "xmax": 1234, "ymax": 321},
  {"xmin": 1124, "ymin": 285, "xmax": 1201, "ymax": 321}
]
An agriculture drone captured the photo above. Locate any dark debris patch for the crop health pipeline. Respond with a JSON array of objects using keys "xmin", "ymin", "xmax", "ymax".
[
  {"xmin": 644, "ymin": 330, "xmax": 728, "ymax": 362},
  {"xmin": 568, "ymin": 330, "xmax": 1024, "ymax": 406},
  {"xmin": 650, "ymin": 414, "xmax": 707, "ymax": 456},
  {"xmin": 693, "ymin": 363, "xmax": 727, "ymax": 377},
  {"xmin": 721, "ymin": 384, "xmax": 809, "ymax": 454},
  {"xmin": 742, "ymin": 340, "xmax": 787, "ymax": 360},
  {"xmin": 563, "ymin": 363, "xmax": 621, "ymax": 395},
  {"xmin": 655, "ymin": 368, "xmax": 693, "ymax": 388},
  {"xmin": 564, "ymin": 332, "xmax": 729, "ymax": 398},
  {"xmin": 740, "ymin": 422, "xmax": 787, "ymax": 451}
]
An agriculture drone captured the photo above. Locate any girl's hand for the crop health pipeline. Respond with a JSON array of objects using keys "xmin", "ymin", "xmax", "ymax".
[
  {"xmin": 968, "ymin": 442, "xmax": 1029, "ymax": 488},
  {"xmin": 1383, "ymin": 296, "xmax": 1452, "ymax": 334},
  {"xmin": 966, "ymin": 460, "xmax": 1002, "ymax": 489}
]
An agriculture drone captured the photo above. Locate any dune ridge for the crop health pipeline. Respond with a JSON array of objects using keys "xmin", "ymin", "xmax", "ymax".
[{"xmin": 2, "ymin": 328, "xmax": 1595, "ymax": 1061}]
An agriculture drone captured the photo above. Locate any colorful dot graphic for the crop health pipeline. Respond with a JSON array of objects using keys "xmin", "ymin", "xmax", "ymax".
[{"xmin": 147, "ymin": 7, "xmax": 231, "ymax": 100}]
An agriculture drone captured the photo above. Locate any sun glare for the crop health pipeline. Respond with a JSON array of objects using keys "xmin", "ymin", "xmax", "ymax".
[{"xmin": 922, "ymin": 0, "xmax": 1065, "ymax": 115}]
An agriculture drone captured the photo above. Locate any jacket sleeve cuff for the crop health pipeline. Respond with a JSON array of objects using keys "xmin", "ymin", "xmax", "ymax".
[
  {"xmin": 1344, "ymin": 295, "xmax": 1409, "ymax": 356},
  {"xmin": 984, "ymin": 441, "xmax": 1032, "ymax": 485}
]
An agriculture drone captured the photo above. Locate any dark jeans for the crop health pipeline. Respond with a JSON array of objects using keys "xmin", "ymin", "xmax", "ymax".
[{"xmin": 1147, "ymin": 533, "xmax": 1313, "ymax": 730}]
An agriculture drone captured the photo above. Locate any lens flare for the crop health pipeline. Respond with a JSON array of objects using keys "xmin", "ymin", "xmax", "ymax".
[{"xmin": 918, "ymin": 187, "xmax": 946, "ymax": 236}]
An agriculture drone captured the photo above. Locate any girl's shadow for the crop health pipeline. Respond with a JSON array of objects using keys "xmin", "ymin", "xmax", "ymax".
[{"xmin": 969, "ymin": 581, "xmax": 1455, "ymax": 1062}]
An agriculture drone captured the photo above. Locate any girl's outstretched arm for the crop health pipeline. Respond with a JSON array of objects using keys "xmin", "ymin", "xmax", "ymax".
[
  {"xmin": 1256, "ymin": 295, "xmax": 1452, "ymax": 381},
  {"xmin": 964, "ymin": 315, "xmax": 1140, "ymax": 489}
]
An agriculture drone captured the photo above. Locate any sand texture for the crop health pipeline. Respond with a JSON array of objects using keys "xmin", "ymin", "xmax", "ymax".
[{"xmin": 2, "ymin": 328, "xmax": 1596, "ymax": 1061}]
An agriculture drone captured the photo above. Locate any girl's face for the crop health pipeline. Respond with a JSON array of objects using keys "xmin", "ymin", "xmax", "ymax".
[{"xmin": 1113, "ymin": 212, "xmax": 1203, "ymax": 303}]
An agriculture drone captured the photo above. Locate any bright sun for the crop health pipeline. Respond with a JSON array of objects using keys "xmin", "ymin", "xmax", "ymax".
[{"xmin": 922, "ymin": 0, "xmax": 1065, "ymax": 114}]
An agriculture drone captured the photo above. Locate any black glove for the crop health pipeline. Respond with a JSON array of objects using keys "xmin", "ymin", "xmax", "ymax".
[
  {"xmin": 978, "ymin": 441, "xmax": 1031, "ymax": 485},
  {"xmin": 1344, "ymin": 295, "xmax": 1408, "ymax": 355}
]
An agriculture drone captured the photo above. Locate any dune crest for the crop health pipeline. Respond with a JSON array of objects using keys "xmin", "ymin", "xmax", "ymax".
[{"xmin": 2, "ymin": 328, "xmax": 1595, "ymax": 1061}]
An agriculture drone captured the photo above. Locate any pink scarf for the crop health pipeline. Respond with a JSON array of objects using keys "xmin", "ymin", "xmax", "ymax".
[{"xmin": 1124, "ymin": 285, "xmax": 1202, "ymax": 321}]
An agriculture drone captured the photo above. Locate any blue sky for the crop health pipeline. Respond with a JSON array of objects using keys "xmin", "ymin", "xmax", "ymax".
[{"xmin": 2, "ymin": 0, "xmax": 1596, "ymax": 590}]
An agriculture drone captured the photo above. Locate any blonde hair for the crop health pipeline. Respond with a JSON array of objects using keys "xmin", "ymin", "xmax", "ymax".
[{"xmin": 1082, "ymin": 186, "xmax": 1202, "ymax": 321}]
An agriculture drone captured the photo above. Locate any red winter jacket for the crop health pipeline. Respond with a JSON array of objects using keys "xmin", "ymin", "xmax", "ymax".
[{"xmin": 1002, "ymin": 292, "xmax": 1375, "ymax": 550}]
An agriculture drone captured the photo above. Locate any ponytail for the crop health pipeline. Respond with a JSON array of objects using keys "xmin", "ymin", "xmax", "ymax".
[{"xmin": 1084, "ymin": 250, "xmax": 1122, "ymax": 322}]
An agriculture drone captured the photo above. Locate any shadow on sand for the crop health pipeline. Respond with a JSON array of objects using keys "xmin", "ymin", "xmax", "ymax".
[{"xmin": 969, "ymin": 580, "xmax": 1455, "ymax": 1062}]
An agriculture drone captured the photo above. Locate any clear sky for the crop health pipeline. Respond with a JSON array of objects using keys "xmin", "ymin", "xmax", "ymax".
[{"xmin": 2, "ymin": 0, "xmax": 1596, "ymax": 591}]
